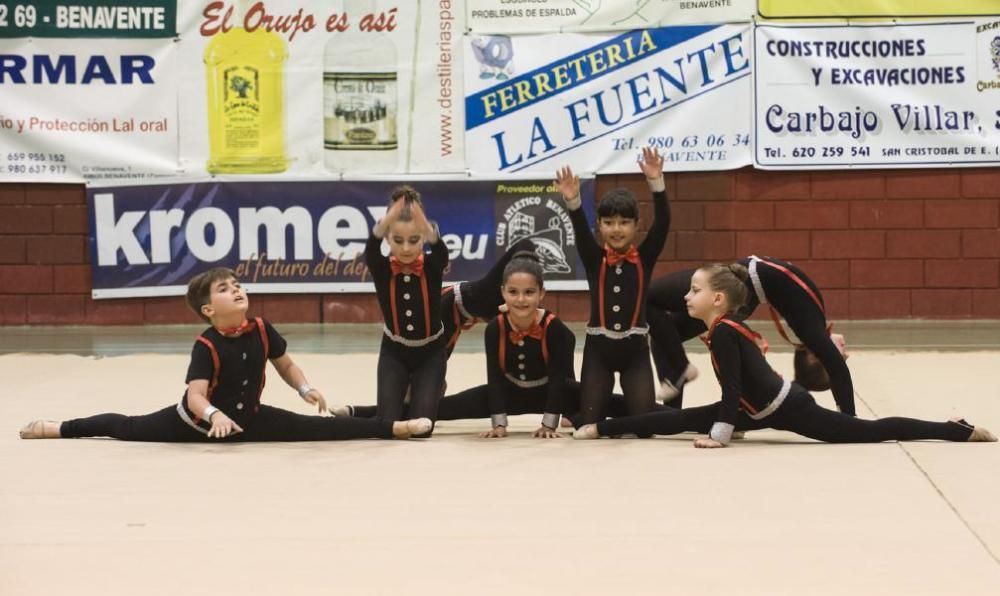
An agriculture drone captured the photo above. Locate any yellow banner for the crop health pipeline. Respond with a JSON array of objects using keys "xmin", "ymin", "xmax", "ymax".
[{"xmin": 759, "ymin": 1, "xmax": 1000, "ymax": 18}]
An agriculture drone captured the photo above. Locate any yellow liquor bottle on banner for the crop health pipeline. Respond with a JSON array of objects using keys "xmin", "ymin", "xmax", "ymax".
[
  {"xmin": 204, "ymin": 13, "xmax": 288, "ymax": 174},
  {"xmin": 323, "ymin": 0, "xmax": 399, "ymax": 173}
]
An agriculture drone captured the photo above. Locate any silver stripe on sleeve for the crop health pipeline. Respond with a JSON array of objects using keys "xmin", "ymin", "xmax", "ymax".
[
  {"xmin": 452, "ymin": 283, "xmax": 474, "ymax": 321},
  {"xmin": 748, "ymin": 256, "xmax": 768, "ymax": 305},
  {"xmin": 176, "ymin": 401, "xmax": 210, "ymax": 436}
]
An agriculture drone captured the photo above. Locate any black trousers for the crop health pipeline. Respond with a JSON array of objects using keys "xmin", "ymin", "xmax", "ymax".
[
  {"xmin": 60, "ymin": 404, "xmax": 395, "ymax": 442},
  {"xmin": 376, "ymin": 335, "xmax": 446, "ymax": 436},
  {"xmin": 576, "ymin": 334, "xmax": 657, "ymax": 426},
  {"xmin": 760, "ymin": 265, "xmax": 855, "ymax": 415},
  {"xmin": 596, "ymin": 387, "xmax": 972, "ymax": 443},
  {"xmin": 351, "ymin": 380, "xmax": 630, "ymax": 421}
]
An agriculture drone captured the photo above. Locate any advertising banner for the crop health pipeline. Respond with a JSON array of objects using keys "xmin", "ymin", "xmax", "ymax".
[
  {"xmin": 175, "ymin": 0, "xmax": 465, "ymax": 179},
  {"xmin": 758, "ymin": 1, "xmax": 1000, "ymax": 19},
  {"xmin": 0, "ymin": 2, "xmax": 179, "ymax": 182},
  {"xmin": 88, "ymin": 176, "xmax": 595, "ymax": 298},
  {"xmin": 467, "ymin": 0, "xmax": 754, "ymax": 34},
  {"xmin": 0, "ymin": 1, "xmax": 465, "ymax": 182},
  {"xmin": 464, "ymin": 24, "xmax": 753, "ymax": 175},
  {"xmin": 754, "ymin": 21, "xmax": 1000, "ymax": 169}
]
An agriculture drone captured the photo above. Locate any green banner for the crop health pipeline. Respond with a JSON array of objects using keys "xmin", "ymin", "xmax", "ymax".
[{"xmin": 0, "ymin": 1, "xmax": 176, "ymax": 38}]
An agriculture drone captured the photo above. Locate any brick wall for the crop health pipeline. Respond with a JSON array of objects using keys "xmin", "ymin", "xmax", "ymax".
[{"xmin": 1, "ymin": 167, "xmax": 998, "ymax": 325}]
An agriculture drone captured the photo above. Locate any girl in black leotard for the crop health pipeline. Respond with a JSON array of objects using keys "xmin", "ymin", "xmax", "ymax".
[
  {"xmin": 576, "ymin": 263, "xmax": 996, "ymax": 446},
  {"xmin": 647, "ymin": 256, "xmax": 854, "ymax": 415}
]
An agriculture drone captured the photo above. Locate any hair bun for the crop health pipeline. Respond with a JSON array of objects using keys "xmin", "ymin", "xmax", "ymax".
[
  {"xmin": 390, "ymin": 185, "xmax": 421, "ymax": 204},
  {"xmin": 511, "ymin": 250, "xmax": 540, "ymax": 263},
  {"xmin": 727, "ymin": 262, "xmax": 749, "ymax": 282}
]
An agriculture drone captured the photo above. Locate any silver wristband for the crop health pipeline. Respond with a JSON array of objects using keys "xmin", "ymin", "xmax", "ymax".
[
  {"xmin": 709, "ymin": 422, "xmax": 735, "ymax": 445},
  {"xmin": 202, "ymin": 405, "xmax": 220, "ymax": 422},
  {"xmin": 491, "ymin": 413, "xmax": 509, "ymax": 429},
  {"xmin": 297, "ymin": 384, "xmax": 313, "ymax": 398},
  {"xmin": 565, "ymin": 194, "xmax": 582, "ymax": 211},
  {"xmin": 541, "ymin": 413, "xmax": 561, "ymax": 430}
]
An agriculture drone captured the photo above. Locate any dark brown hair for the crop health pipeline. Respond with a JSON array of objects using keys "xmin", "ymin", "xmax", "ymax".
[
  {"xmin": 186, "ymin": 267, "xmax": 238, "ymax": 324},
  {"xmin": 502, "ymin": 250, "xmax": 544, "ymax": 289},
  {"xmin": 389, "ymin": 185, "xmax": 422, "ymax": 222},
  {"xmin": 793, "ymin": 346, "xmax": 831, "ymax": 391},
  {"xmin": 596, "ymin": 188, "xmax": 639, "ymax": 220}
]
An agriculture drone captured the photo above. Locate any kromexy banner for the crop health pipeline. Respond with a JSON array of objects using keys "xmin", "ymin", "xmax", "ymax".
[{"xmin": 87, "ymin": 176, "xmax": 595, "ymax": 298}]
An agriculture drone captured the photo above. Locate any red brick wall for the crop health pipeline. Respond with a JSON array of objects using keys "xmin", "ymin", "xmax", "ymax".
[{"xmin": 2, "ymin": 167, "xmax": 999, "ymax": 325}]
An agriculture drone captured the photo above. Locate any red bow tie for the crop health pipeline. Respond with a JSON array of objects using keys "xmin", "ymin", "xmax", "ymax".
[
  {"xmin": 390, "ymin": 255, "xmax": 424, "ymax": 277},
  {"xmin": 507, "ymin": 323, "xmax": 545, "ymax": 344},
  {"xmin": 509, "ymin": 322, "xmax": 545, "ymax": 345},
  {"xmin": 605, "ymin": 245, "xmax": 640, "ymax": 266},
  {"xmin": 216, "ymin": 318, "xmax": 255, "ymax": 337}
]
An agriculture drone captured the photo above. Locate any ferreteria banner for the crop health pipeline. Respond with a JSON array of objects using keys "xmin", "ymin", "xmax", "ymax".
[
  {"xmin": 758, "ymin": 1, "xmax": 1000, "ymax": 18},
  {"xmin": 87, "ymin": 176, "xmax": 595, "ymax": 298},
  {"xmin": 464, "ymin": 25, "xmax": 753, "ymax": 175},
  {"xmin": 467, "ymin": 0, "xmax": 754, "ymax": 34},
  {"xmin": 754, "ymin": 21, "xmax": 1000, "ymax": 169},
  {"xmin": 0, "ymin": 2, "xmax": 180, "ymax": 182},
  {"xmin": 0, "ymin": 1, "xmax": 465, "ymax": 182}
]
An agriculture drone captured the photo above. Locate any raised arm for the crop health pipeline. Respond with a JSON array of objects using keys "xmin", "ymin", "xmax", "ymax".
[
  {"xmin": 408, "ymin": 198, "xmax": 441, "ymax": 245},
  {"xmin": 638, "ymin": 147, "xmax": 671, "ymax": 263},
  {"xmin": 365, "ymin": 227, "xmax": 390, "ymax": 279},
  {"xmin": 555, "ymin": 165, "xmax": 601, "ymax": 266}
]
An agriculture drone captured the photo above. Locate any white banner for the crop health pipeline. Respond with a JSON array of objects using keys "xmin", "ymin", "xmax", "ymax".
[
  {"xmin": 754, "ymin": 21, "xmax": 1000, "ymax": 169},
  {"xmin": 0, "ymin": 37, "xmax": 179, "ymax": 182},
  {"xmin": 176, "ymin": 0, "xmax": 465, "ymax": 178},
  {"xmin": 464, "ymin": 25, "xmax": 753, "ymax": 175},
  {"xmin": 467, "ymin": 0, "xmax": 755, "ymax": 34},
  {"xmin": 0, "ymin": 1, "xmax": 465, "ymax": 182}
]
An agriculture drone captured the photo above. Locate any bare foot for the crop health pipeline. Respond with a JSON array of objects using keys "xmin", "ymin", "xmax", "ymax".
[
  {"xmin": 19, "ymin": 420, "xmax": 62, "ymax": 439},
  {"xmin": 392, "ymin": 417, "xmax": 432, "ymax": 439},
  {"xmin": 573, "ymin": 424, "xmax": 599, "ymax": 440}
]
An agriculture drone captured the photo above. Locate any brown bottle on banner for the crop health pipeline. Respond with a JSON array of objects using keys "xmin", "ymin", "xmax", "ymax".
[{"xmin": 323, "ymin": 0, "xmax": 399, "ymax": 173}]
